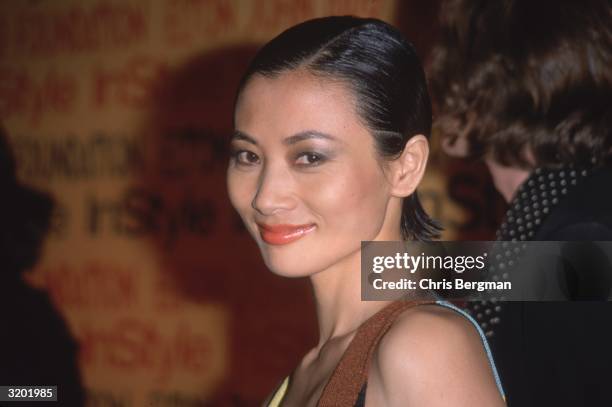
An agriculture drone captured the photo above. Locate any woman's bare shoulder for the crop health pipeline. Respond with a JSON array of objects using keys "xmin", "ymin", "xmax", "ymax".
[
  {"xmin": 374, "ymin": 304, "xmax": 485, "ymax": 376},
  {"xmin": 368, "ymin": 304, "xmax": 505, "ymax": 406}
]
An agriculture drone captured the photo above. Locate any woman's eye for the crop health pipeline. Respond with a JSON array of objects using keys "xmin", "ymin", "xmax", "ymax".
[
  {"xmin": 232, "ymin": 150, "xmax": 260, "ymax": 165},
  {"xmin": 295, "ymin": 152, "xmax": 325, "ymax": 166}
]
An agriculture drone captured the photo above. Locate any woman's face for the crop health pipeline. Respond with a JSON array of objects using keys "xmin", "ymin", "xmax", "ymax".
[{"xmin": 227, "ymin": 70, "xmax": 399, "ymax": 277}]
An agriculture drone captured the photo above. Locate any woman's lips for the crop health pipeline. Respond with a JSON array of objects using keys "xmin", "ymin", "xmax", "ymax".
[{"xmin": 257, "ymin": 223, "xmax": 317, "ymax": 245}]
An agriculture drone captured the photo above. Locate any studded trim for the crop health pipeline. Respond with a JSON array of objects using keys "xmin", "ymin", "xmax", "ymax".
[{"xmin": 465, "ymin": 166, "xmax": 592, "ymax": 337}]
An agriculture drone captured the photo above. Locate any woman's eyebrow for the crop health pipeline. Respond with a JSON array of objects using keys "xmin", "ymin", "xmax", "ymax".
[
  {"xmin": 283, "ymin": 130, "xmax": 339, "ymax": 145},
  {"xmin": 231, "ymin": 130, "xmax": 258, "ymax": 145}
]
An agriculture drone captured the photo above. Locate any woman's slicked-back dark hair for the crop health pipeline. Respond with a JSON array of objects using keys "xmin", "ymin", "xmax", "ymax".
[
  {"xmin": 234, "ymin": 16, "xmax": 441, "ymax": 241},
  {"xmin": 430, "ymin": 0, "xmax": 612, "ymax": 169}
]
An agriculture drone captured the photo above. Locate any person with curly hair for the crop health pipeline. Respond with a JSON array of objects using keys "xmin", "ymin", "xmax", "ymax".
[{"xmin": 429, "ymin": 1, "xmax": 612, "ymax": 405}]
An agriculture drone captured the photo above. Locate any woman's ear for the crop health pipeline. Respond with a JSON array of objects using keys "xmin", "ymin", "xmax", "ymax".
[{"xmin": 387, "ymin": 135, "xmax": 429, "ymax": 197}]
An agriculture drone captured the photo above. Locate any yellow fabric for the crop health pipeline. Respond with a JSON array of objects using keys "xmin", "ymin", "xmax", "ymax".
[{"xmin": 267, "ymin": 376, "xmax": 289, "ymax": 407}]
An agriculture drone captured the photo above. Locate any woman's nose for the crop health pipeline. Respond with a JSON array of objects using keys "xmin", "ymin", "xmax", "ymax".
[{"xmin": 251, "ymin": 164, "xmax": 296, "ymax": 216}]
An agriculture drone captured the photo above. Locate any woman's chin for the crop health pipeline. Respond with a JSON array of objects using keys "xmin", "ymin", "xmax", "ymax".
[
  {"xmin": 255, "ymin": 240, "xmax": 317, "ymax": 278},
  {"xmin": 264, "ymin": 261, "xmax": 316, "ymax": 278},
  {"xmin": 260, "ymin": 253, "xmax": 321, "ymax": 278}
]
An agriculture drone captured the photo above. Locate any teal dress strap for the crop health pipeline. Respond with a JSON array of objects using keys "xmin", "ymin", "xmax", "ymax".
[{"xmin": 433, "ymin": 300, "xmax": 506, "ymax": 401}]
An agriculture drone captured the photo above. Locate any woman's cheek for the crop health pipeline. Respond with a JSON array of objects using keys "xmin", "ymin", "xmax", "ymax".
[
  {"xmin": 339, "ymin": 172, "xmax": 390, "ymax": 230},
  {"xmin": 227, "ymin": 171, "xmax": 254, "ymax": 215},
  {"xmin": 310, "ymin": 173, "xmax": 370, "ymax": 217}
]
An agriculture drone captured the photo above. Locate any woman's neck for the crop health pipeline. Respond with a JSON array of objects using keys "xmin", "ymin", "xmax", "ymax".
[
  {"xmin": 309, "ymin": 198, "xmax": 403, "ymax": 350},
  {"xmin": 309, "ymin": 247, "xmax": 393, "ymax": 351}
]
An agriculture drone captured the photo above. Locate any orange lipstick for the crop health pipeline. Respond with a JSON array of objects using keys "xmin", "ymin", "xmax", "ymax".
[{"xmin": 257, "ymin": 223, "xmax": 316, "ymax": 245}]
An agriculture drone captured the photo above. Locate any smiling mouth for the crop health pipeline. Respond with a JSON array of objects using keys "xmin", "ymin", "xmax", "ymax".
[{"xmin": 257, "ymin": 223, "xmax": 317, "ymax": 245}]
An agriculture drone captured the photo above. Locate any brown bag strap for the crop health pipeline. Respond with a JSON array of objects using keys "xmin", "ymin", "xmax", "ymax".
[{"xmin": 317, "ymin": 300, "xmax": 434, "ymax": 407}]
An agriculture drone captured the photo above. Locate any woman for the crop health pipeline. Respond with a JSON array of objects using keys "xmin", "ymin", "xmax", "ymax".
[{"xmin": 226, "ymin": 16, "xmax": 505, "ymax": 406}]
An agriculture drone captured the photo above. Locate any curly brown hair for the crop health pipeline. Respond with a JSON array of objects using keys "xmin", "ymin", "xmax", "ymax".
[{"xmin": 429, "ymin": 0, "xmax": 612, "ymax": 169}]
